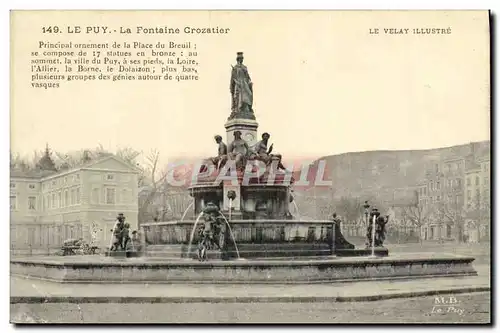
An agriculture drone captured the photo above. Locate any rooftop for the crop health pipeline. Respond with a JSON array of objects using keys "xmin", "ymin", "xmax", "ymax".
[
  {"xmin": 10, "ymin": 153, "xmax": 138, "ymax": 180},
  {"xmin": 465, "ymin": 159, "xmax": 481, "ymax": 172}
]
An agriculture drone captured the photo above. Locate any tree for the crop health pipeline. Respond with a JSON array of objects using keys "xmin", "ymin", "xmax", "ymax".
[
  {"xmin": 35, "ymin": 144, "xmax": 58, "ymax": 172},
  {"xmin": 400, "ymin": 200, "xmax": 433, "ymax": 243},
  {"xmin": 437, "ymin": 198, "xmax": 467, "ymax": 243},
  {"xmin": 137, "ymin": 149, "xmax": 171, "ymax": 224},
  {"xmin": 480, "ymin": 188, "xmax": 491, "ymax": 241},
  {"xmin": 336, "ymin": 196, "xmax": 362, "ymax": 225}
]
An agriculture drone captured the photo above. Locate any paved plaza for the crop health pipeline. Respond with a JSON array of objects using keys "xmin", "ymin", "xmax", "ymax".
[
  {"xmin": 10, "ymin": 243, "xmax": 491, "ymax": 324},
  {"xmin": 11, "ymin": 292, "xmax": 490, "ymax": 324},
  {"xmin": 10, "ymin": 266, "xmax": 489, "ymax": 302}
]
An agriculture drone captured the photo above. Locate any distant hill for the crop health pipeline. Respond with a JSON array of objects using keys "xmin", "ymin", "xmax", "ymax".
[
  {"xmin": 165, "ymin": 141, "xmax": 490, "ymax": 207},
  {"xmin": 295, "ymin": 140, "xmax": 490, "ymax": 206}
]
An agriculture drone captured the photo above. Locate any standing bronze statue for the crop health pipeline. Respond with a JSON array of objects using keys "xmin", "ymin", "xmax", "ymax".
[
  {"xmin": 229, "ymin": 52, "xmax": 254, "ymax": 119},
  {"xmin": 366, "ymin": 208, "xmax": 390, "ymax": 248}
]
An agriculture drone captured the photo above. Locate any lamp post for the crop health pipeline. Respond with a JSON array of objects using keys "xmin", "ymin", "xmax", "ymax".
[
  {"xmin": 369, "ymin": 212, "xmax": 377, "ymax": 258},
  {"xmin": 363, "ymin": 201, "xmax": 370, "ymax": 225},
  {"xmin": 363, "ymin": 201, "xmax": 377, "ymax": 258}
]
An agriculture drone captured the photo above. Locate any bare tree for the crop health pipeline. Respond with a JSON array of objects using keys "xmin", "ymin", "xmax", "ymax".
[
  {"xmin": 437, "ymin": 198, "xmax": 466, "ymax": 243},
  {"xmin": 10, "ymin": 151, "xmax": 36, "ymax": 171},
  {"xmin": 336, "ymin": 196, "xmax": 362, "ymax": 225},
  {"xmin": 138, "ymin": 149, "xmax": 170, "ymax": 224},
  {"xmin": 401, "ymin": 201, "xmax": 433, "ymax": 243},
  {"xmin": 481, "ymin": 188, "xmax": 491, "ymax": 242}
]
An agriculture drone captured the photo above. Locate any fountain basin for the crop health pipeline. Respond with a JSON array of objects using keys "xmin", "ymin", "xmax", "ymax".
[
  {"xmin": 10, "ymin": 254, "xmax": 477, "ymax": 284},
  {"xmin": 142, "ymin": 219, "xmax": 362, "ymax": 259}
]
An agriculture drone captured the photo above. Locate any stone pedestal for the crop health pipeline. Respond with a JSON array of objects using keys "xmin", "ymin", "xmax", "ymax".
[{"xmin": 225, "ymin": 117, "xmax": 259, "ymax": 147}]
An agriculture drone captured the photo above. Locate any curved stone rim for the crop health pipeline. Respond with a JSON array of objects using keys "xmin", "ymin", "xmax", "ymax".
[{"xmin": 10, "ymin": 255, "xmax": 476, "ymax": 268}]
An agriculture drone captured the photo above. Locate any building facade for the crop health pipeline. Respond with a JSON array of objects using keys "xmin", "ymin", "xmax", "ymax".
[
  {"xmin": 415, "ymin": 145, "xmax": 490, "ymax": 242},
  {"xmin": 10, "ymin": 155, "xmax": 140, "ymax": 252}
]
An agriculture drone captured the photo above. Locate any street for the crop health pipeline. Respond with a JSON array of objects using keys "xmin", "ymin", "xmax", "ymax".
[{"xmin": 11, "ymin": 292, "xmax": 490, "ymax": 324}]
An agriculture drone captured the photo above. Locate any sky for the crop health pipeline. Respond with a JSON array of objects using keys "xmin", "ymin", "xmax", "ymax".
[{"xmin": 10, "ymin": 10, "xmax": 490, "ymax": 166}]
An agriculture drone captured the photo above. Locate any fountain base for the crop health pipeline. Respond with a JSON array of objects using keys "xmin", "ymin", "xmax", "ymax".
[
  {"xmin": 336, "ymin": 247, "xmax": 389, "ymax": 257},
  {"xmin": 105, "ymin": 250, "xmax": 142, "ymax": 258},
  {"xmin": 11, "ymin": 254, "xmax": 477, "ymax": 284}
]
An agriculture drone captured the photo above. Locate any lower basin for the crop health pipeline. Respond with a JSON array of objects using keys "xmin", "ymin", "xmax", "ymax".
[{"xmin": 10, "ymin": 253, "xmax": 477, "ymax": 284}]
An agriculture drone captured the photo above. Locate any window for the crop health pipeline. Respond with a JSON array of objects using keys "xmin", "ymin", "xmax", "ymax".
[
  {"xmin": 52, "ymin": 180, "xmax": 56, "ymax": 186},
  {"xmin": 467, "ymin": 190, "xmax": 472, "ymax": 200},
  {"xmin": 436, "ymin": 195, "xmax": 441, "ymax": 202},
  {"xmin": 57, "ymin": 192, "xmax": 62, "ymax": 208},
  {"xmin": 121, "ymin": 189, "xmax": 130, "ymax": 204},
  {"xmin": 429, "ymin": 181, "xmax": 434, "ymax": 191},
  {"xmin": 64, "ymin": 177, "xmax": 68, "ymax": 184},
  {"xmin": 10, "ymin": 182, "xmax": 15, "ymax": 188},
  {"xmin": 64, "ymin": 190, "xmax": 69, "ymax": 207},
  {"xmin": 107, "ymin": 174, "xmax": 115, "ymax": 181},
  {"xmin": 28, "ymin": 184, "xmax": 36, "ymax": 189},
  {"xmin": 76, "ymin": 187, "xmax": 81, "ymax": 204},
  {"xmin": 28, "ymin": 196, "xmax": 36, "ymax": 210},
  {"xmin": 446, "ymin": 225, "xmax": 452, "ymax": 238},
  {"xmin": 106, "ymin": 188, "xmax": 116, "ymax": 204},
  {"xmin": 423, "ymin": 187, "xmax": 427, "ymax": 195},
  {"xmin": 467, "ymin": 177, "xmax": 471, "ymax": 186},
  {"xmin": 436, "ymin": 182, "xmax": 441, "ymax": 190},
  {"xmin": 70, "ymin": 189, "xmax": 75, "ymax": 205},
  {"xmin": 435, "ymin": 164, "xmax": 439, "ymax": 173},
  {"xmin": 10, "ymin": 196, "xmax": 16, "ymax": 210},
  {"xmin": 457, "ymin": 179, "xmax": 462, "ymax": 187},
  {"xmin": 51, "ymin": 193, "xmax": 56, "ymax": 208},
  {"xmin": 76, "ymin": 174, "xmax": 80, "ymax": 180},
  {"xmin": 475, "ymin": 176, "xmax": 480, "ymax": 186},
  {"xmin": 91, "ymin": 188, "xmax": 100, "ymax": 204}
]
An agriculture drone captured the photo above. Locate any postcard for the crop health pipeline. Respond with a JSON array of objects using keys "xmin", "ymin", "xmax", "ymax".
[{"xmin": 10, "ymin": 10, "xmax": 490, "ymax": 324}]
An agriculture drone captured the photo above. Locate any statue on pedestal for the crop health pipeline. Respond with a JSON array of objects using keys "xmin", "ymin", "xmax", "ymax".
[
  {"xmin": 211, "ymin": 135, "xmax": 228, "ymax": 170},
  {"xmin": 365, "ymin": 208, "xmax": 389, "ymax": 248},
  {"xmin": 253, "ymin": 133, "xmax": 287, "ymax": 168},
  {"xmin": 229, "ymin": 52, "xmax": 254, "ymax": 120},
  {"xmin": 109, "ymin": 213, "xmax": 126, "ymax": 251},
  {"xmin": 199, "ymin": 135, "xmax": 228, "ymax": 175},
  {"xmin": 197, "ymin": 202, "xmax": 226, "ymax": 261},
  {"xmin": 228, "ymin": 130, "xmax": 249, "ymax": 171}
]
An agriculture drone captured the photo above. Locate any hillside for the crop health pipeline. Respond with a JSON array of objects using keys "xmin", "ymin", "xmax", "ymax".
[{"xmin": 296, "ymin": 140, "xmax": 490, "ymax": 205}]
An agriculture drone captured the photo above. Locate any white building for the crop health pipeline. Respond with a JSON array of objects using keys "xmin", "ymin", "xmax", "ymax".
[{"xmin": 10, "ymin": 154, "xmax": 140, "ymax": 253}]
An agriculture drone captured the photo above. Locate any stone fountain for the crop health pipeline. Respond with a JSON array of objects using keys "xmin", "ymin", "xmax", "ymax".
[
  {"xmin": 143, "ymin": 51, "xmax": 369, "ymax": 260},
  {"xmin": 10, "ymin": 52, "xmax": 478, "ymax": 284}
]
